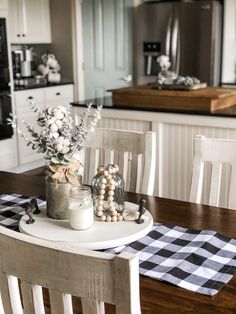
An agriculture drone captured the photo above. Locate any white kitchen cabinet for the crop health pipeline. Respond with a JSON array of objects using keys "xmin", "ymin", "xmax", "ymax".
[
  {"xmin": 8, "ymin": 0, "xmax": 51, "ymax": 44},
  {"xmin": 14, "ymin": 84, "xmax": 74, "ymax": 165},
  {"xmin": 44, "ymin": 85, "xmax": 74, "ymax": 108},
  {"xmin": 0, "ymin": 137, "xmax": 18, "ymax": 170}
]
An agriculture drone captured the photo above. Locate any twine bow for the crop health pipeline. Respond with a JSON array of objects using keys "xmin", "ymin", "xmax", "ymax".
[{"xmin": 48, "ymin": 161, "xmax": 81, "ymax": 187}]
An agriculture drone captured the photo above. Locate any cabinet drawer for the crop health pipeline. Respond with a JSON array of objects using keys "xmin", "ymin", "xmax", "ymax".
[
  {"xmin": 15, "ymin": 89, "xmax": 44, "ymax": 107},
  {"xmin": 44, "ymin": 85, "xmax": 74, "ymax": 106}
]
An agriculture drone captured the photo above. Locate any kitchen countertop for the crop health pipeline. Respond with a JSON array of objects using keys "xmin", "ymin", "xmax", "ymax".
[
  {"xmin": 14, "ymin": 79, "xmax": 74, "ymax": 91},
  {"xmin": 71, "ymin": 95, "xmax": 236, "ymax": 118}
]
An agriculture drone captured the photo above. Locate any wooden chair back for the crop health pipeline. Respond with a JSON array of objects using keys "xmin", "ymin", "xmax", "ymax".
[
  {"xmin": 189, "ymin": 135, "xmax": 236, "ymax": 209},
  {"xmin": 80, "ymin": 128, "xmax": 156, "ymax": 195},
  {"xmin": 0, "ymin": 226, "xmax": 141, "ymax": 314}
]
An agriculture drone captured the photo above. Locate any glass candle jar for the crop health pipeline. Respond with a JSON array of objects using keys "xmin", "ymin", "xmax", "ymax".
[
  {"xmin": 68, "ymin": 186, "xmax": 94, "ymax": 230},
  {"xmin": 91, "ymin": 164, "xmax": 125, "ymax": 222}
]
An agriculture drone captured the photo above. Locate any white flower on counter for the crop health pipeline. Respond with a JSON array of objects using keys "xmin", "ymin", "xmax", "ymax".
[{"xmin": 157, "ymin": 55, "xmax": 171, "ymax": 71}]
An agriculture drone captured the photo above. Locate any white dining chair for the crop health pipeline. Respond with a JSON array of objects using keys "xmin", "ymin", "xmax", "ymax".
[
  {"xmin": 189, "ymin": 135, "xmax": 236, "ymax": 209},
  {"xmin": 79, "ymin": 128, "xmax": 156, "ymax": 195},
  {"xmin": 0, "ymin": 226, "xmax": 141, "ymax": 314}
]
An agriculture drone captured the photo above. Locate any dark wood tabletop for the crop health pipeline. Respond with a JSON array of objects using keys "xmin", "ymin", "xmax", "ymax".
[{"xmin": 1, "ymin": 171, "xmax": 236, "ymax": 314}]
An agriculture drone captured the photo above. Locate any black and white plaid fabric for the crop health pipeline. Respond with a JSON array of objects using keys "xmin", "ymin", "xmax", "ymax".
[
  {"xmin": 1, "ymin": 194, "xmax": 236, "ymax": 296},
  {"xmin": 0, "ymin": 193, "xmax": 45, "ymax": 231},
  {"xmin": 106, "ymin": 223, "xmax": 236, "ymax": 296}
]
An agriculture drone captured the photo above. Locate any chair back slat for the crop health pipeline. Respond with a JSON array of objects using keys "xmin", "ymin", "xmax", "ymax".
[
  {"xmin": 135, "ymin": 154, "xmax": 143, "ymax": 193},
  {"xmin": 0, "ymin": 227, "xmax": 141, "ymax": 314},
  {"xmin": 209, "ymin": 162, "xmax": 222, "ymax": 207},
  {"xmin": 20, "ymin": 281, "xmax": 35, "ymax": 314},
  {"xmin": 0, "ymin": 292, "xmax": 5, "ymax": 314},
  {"xmin": 130, "ymin": 153, "xmax": 138, "ymax": 192},
  {"xmin": 190, "ymin": 135, "xmax": 236, "ymax": 210},
  {"xmin": 32, "ymin": 285, "xmax": 45, "ymax": 314},
  {"xmin": 0, "ymin": 273, "xmax": 17, "ymax": 314},
  {"xmin": 49, "ymin": 290, "xmax": 73, "ymax": 314},
  {"xmin": 228, "ymin": 166, "xmax": 236, "ymax": 209},
  {"xmin": 81, "ymin": 298, "xmax": 104, "ymax": 314},
  {"xmin": 142, "ymin": 131, "xmax": 156, "ymax": 195},
  {"xmin": 81, "ymin": 129, "xmax": 156, "ymax": 195}
]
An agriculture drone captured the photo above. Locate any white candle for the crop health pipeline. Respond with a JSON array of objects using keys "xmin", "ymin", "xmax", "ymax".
[{"xmin": 69, "ymin": 186, "xmax": 94, "ymax": 230}]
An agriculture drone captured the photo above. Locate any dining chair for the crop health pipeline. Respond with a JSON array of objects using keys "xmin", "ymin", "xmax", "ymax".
[
  {"xmin": 79, "ymin": 128, "xmax": 156, "ymax": 195},
  {"xmin": 0, "ymin": 226, "xmax": 141, "ymax": 314},
  {"xmin": 189, "ymin": 135, "xmax": 236, "ymax": 209}
]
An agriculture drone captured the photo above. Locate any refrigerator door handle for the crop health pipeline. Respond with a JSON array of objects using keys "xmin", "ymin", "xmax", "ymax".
[
  {"xmin": 171, "ymin": 16, "xmax": 180, "ymax": 75},
  {"xmin": 165, "ymin": 16, "xmax": 172, "ymax": 57}
]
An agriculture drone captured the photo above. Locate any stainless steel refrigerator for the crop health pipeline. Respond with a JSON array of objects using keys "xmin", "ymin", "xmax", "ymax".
[{"xmin": 133, "ymin": 0, "xmax": 223, "ymax": 86}]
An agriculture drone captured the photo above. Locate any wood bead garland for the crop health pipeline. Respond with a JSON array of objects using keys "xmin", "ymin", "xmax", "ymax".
[{"xmin": 92, "ymin": 164, "xmax": 125, "ymax": 222}]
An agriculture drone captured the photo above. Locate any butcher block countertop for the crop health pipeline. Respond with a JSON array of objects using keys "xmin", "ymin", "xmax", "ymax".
[
  {"xmin": 112, "ymin": 85, "xmax": 236, "ymax": 112},
  {"xmin": 71, "ymin": 86, "xmax": 236, "ymax": 118}
]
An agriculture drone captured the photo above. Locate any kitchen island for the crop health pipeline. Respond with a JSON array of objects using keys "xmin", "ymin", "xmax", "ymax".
[{"xmin": 71, "ymin": 86, "xmax": 236, "ymax": 203}]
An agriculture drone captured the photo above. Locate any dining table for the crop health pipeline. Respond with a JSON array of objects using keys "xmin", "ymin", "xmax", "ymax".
[{"xmin": 1, "ymin": 170, "xmax": 236, "ymax": 314}]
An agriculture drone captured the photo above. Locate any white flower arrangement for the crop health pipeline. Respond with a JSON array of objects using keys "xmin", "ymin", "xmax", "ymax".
[
  {"xmin": 156, "ymin": 55, "xmax": 171, "ymax": 72},
  {"xmin": 8, "ymin": 101, "xmax": 102, "ymax": 165}
]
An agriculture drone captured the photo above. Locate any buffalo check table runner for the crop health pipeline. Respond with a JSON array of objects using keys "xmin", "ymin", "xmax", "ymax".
[{"xmin": 1, "ymin": 194, "xmax": 236, "ymax": 296}]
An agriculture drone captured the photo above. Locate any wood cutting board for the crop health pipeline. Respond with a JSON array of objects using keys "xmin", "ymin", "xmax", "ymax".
[{"xmin": 112, "ymin": 85, "xmax": 236, "ymax": 112}]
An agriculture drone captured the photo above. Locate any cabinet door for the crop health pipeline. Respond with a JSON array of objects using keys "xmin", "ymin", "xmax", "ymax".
[
  {"xmin": 8, "ymin": 0, "xmax": 51, "ymax": 44},
  {"xmin": 8, "ymin": 0, "xmax": 21, "ymax": 43},
  {"xmin": 44, "ymin": 85, "xmax": 74, "ymax": 108},
  {"xmin": 21, "ymin": 0, "xmax": 51, "ymax": 43},
  {"xmin": 15, "ymin": 89, "xmax": 44, "ymax": 165}
]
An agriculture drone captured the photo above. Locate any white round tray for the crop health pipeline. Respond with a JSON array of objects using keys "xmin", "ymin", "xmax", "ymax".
[{"xmin": 19, "ymin": 202, "xmax": 153, "ymax": 250}]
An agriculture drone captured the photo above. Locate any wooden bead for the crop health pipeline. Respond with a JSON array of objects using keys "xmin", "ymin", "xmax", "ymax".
[
  {"xmin": 101, "ymin": 215, "xmax": 106, "ymax": 221},
  {"xmin": 112, "ymin": 216, "xmax": 117, "ymax": 222},
  {"xmin": 106, "ymin": 215, "xmax": 112, "ymax": 222},
  {"xmin": 118, "ymin": 215, "xmax": 123, "ymax": 221},
  {"xmin": 100, "ymin": 183, "xmax": 106, "ymax": 190},
  {"xmin": 108, "ymin": 196, "xmax": 113, "ymax": 202},
  {"xmin": 98, "ymin": 200, "xmax": 103, "ymax": 206},
  {"xmin": 111, "ymin": 210, "xmax": 117, "ymax": 216},
  {"xmin": 101, "ymin": 178, "xmax": 107, "ymax": 184},
  {"xmin": 97, "ymin": 205, "xmax": 103, "ymax": 211},
  {"xmin": 109, "ymin": 179, "xmax": 114, "ymax": 185},
  {"xmin": 104, "ymin": 170, "xmax": 108, "ymax": 176},
  {"xmin": 108, "ymin": 202, "xmax": 113, "ymax": 208},
  {"xmin": 99, "ymin": 189, "xmax": 105, "ymax": 195},
  {"xmin": 109, "ymin": 185, "xmax": 115, "ymax": 191},
  {"xmin": 98, "ymin": 194, "xmax": 104, "ymax": 200},
  {"xmin": 96, "ymin": 210, "xmax": 103, "ymax": 217},
  {"xmin": 107, "ymin": 174, "xmax": 112, "ymax": 180},
  {"xmin": 108, "ymin": 168, "xmax": 113, "ymax": 174},
  {"xmin": 108, "ymin": 190, "xmax": 114, "ymax": 196}
]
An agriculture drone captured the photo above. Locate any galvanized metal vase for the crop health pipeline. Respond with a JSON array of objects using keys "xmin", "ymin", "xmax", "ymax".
[{"xmin": 46, "ymin": 179, "xmax": 71, "ymax": 219}]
